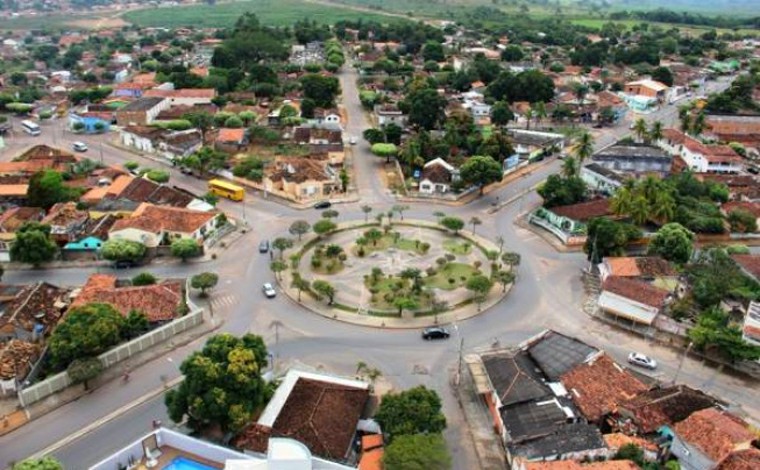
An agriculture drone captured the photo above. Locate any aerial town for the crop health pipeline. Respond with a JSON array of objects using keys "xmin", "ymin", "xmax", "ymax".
[{"xmin": 0, "ymin": 0, "xmax": 759, "ymax": 469}]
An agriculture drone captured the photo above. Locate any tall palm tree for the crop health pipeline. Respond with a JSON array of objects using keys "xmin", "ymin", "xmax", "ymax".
[
  {"xmin": 630, "ymin": 195, "xmax": 650, "ymax": 225},
  {"xmin": 633, "ymin": 118, "xmax": 648, "ymax": 143},
  {"xmin": 678, "ymin": 106, "xmax": 691, "ymax": 134},
  {"xmin": 534, "ymin": 101, "xmax": 547, "ymax": 129},
  {"xmin": 574, "ymin": 131, "xmax": 594, "ymax": 164},
  {"xmin": 649, "ymin": 120, "xmax": 664, "ymax": 142},
  {"xmin": 692, "ymin": 112, "xmax": 706, "ymax": 136},
  {"xmin": 651, "ymin": 191, "xmax": 676, "ymax": 223},
  {"xmin": 561, "ymin": 156, "xmax": 579, "ymax": 177},
  {"xmin": 524, "ymin": 107, "xmax": 533, "ymax": 130},
  {"xmin": 639, "ymin": 175, "xmax": 660, "ymax": 204},
  {"xmin": 610, "ymin": 186, "xmax": 633, "ymax": 216}
]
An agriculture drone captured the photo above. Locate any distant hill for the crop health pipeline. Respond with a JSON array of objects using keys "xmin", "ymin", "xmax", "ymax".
[{"xmin": 607, "ymin": 0, "xmax": 759, "ymax": 15}]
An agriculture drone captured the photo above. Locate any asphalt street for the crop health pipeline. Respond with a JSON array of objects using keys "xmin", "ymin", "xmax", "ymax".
[{"xmin": 0, "ymin": 72, "xmax": 743, "ymax": 469}]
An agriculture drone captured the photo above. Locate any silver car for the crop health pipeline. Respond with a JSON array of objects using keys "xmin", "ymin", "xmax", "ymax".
[
  {"xmin": 628, "ymin": 352, "xmax": 657, "ymax": 370},
  {"xmin": 262, "ymin": 283, "xmax": 276, "ymax": 298}
]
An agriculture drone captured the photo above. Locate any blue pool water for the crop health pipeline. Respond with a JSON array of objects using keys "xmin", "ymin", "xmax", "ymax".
[{"xmin": 162, "ymin": 456, "xmax": 217, "ymax": 470}]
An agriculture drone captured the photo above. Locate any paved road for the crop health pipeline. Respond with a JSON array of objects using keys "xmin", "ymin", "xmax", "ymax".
[{"xmin": 0, "ymin": 74, "xmax": 743, "ymax": 468}]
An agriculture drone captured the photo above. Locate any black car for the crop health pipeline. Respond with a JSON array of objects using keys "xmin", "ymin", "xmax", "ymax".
[
  {"xmin": 112, "ymin": 260, "xmax": 137, "ymax": 269},
  {"xmin": 422, "ymin": 327, "xmax": 450, "ymax": 340},
  {"xmin": 259, "ymin": 240, "xmax": 270, "ymax": 253},
  {"xmin": 314, "ymin": 201, "xmax": 332, "ymax": 209}
]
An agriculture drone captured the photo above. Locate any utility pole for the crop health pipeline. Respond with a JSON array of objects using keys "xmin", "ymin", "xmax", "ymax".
[
  {"xmin": 99, "ymin": 142, "xmax": 104, "ymax": 165},
  {"xmin": 673, "ymin": 342, "xmax": 693, "ymax": 386}
]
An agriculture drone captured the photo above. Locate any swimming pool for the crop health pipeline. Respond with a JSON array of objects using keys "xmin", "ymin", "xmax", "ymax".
[{"xmin": 162, "ymin": 456, "xmax": 217, "ymax": 470}]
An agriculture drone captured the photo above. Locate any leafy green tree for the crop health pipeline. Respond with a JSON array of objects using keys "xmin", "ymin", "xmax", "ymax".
[
  {"xmin": 584, "ymin": 218, "xmax": 643, "ymax": 264},
  {"xmin": 466, "ymin": 275, "xmax": 493, "ymax": 307},
  {"xmin": 439, "ymin": 217, "xmax": 465, "ymax": 234},
  {"xmin": 727, "ymin": 209, "xmax": 757, "ymax": 233},
  {"xmin": 501, "ymin": 252, "xmax": 521, "ymax": 272},
  {"xmin": 383, "ymin": 433, "xmax": 451, "ymax": 470},
  {"xmin": 48, "ymin": 303, "xmax": 125, "ymax": 370},
  {"xmin": 183, "ymin": 146, "xmax": 227, "ymax": 177},
  {"xmin": 404, "ymin": 87, "xmax": 447, "ymax": 130},
  {"xmin": 312, "ymin": 280, "xmax": 336, "ymax": 305},
  {"xmin": 633, "ymin": 118, "xmax": 649, "ymax": 143},
  {"xmin": 371, "ymin": 143, "xmax": 398, "ymax": 163},
  {"xmin": 270, "ymin": 260, "xmax": 287, "ymax": 280},
  {"xmin": 469, "ymin": 216, "xmax": 482, "ymax": 234},
  {"xmin": 123, "ymin": 310, "xmax": 150, "ymax": 339},
  {"xmin": 146, "ymin": 169, "xmax": 170, "ymax": 183},
  {"xmin": 421, "ymin": 41, "xmax": 444, "ymax": 62},
  {"xmin": 288, "ymin": 220, "xmax": 311, "ymax": 241},
  {"xmin": 313, "ymin": 219, "xmax": 337, "ymax": 237},
  {"xmin": 26, "ymin": 170, "xmax": 74, "ymax": 210},
  {"xmin": 191, "ymin": 272, "xmax": 219, "ymax": 297},
  {"xmin": 361, "ymin": 205, "xmax": 373, "ymax": 222},
  {"xmin": 132, "ymin": 272, "xmax": 157, "ymax": 286},
  {"xmin": 165, "ymin": 333, "xmax": 269, "ymax": 432},
  {"xmin": 375, "ymin": 386, "xmax": 446, "ymax": 441},
  {"xmin": 171, "ymin": 238, "xmax": 202, "ymax": 262},
  {"xmin": 494, "ymin": 270, "xmax": 516, "ymax": 292},
  {"xmin": 394, "ymin": 296, "xmax": 419, "ymax": 316},
  {"xmin": 688, "ymin": 308, "xmax": 760, "ymax": 362},
  {"xmin": 648, "ymin": 223, "xmax": 694, "ymax": 264},
  {"xmin": 101, "ymin": 239, "xmax": 146, "ymax": 263},
  {"xmin": 12, "ymin": 457, "xmax": 64, "ymax": 470},
  {"xmin": 300, "ymin": 73, "xmax": 340, "ymax": 108},
  {"xmin": 183, "ymin": 112, "xmax": 214, "ymax": 144},
  {"xmin": 460, "ymin": 156, "xmax": 502, "ymax": 195},
  {"xmin": 364, "ymin": 228, "xmax": 383, "ymax": 246},
  {"xmin": 67, "ymin": 357, "xmax": 104, "ymax": 391},
  {"xmin": 537, "ymin": 175, "xmax": 587, "ymax": 207},
  {"xmin": 10, "ymin": 223, "xmax": 57, "ymax": 266},
  {"xmin": 614, "ymin": 444, "xmax": 645, "ymax": 467},
  {"xmin": 272, "ymin": 237, "xmax": 294, "ymax": 259}
]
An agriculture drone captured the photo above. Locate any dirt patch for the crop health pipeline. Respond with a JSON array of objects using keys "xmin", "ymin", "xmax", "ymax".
[{"xmin": 67, "ymin": 16, "xmax": 128, "ymax": 30}]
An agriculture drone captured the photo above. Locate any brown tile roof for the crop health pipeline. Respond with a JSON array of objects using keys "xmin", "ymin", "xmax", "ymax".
[
  {"xmin": 0, "ymin": 339, "xmax": 41, "ymax": 380},
  {"xmin": 143, "ymin": 88, "xmax": 216, "ymax": 99},
  {"xmin": 602, "ymin": 276, "xmax": 670, "ymax": 308},
  {"xmin": 16, "ymin": 145, "xmax": 77, "ymax": 164},
  {"xmin": 604, "ymin": 258, "xmax": 640, "ymax": 277},
  {"xmin": 217, "ymin": 128, "xmax": 246, "ymax": 143},
  {"xmin": 0, "ymin": 185, "xmax": 29, "ymax": 197},
  {"xmin": 72, "ymin": 274, "xmax": 181, "ymax": 322},
  {"xmin": 561, "ymin": 354, "xmax": 647, "ymax": 422},
  {"xmin": 716, "ymin": 449, "xmax": 760, "ymax": 470},
  {"xmin": 525, "ymin": 462, "xmax": 641, "ymax": 470},
  {"xmin": 731, "ymin": 254, "xmax": 760, "ymax": 280},
  {"xmin": 618, "ymin": 385, "xmax": 716, "ymax": 434},
  {"xmin": 235, "ymin": 377, "xmax": 369, "ymax": 461},
  {"xmin": 110, "ymin": 203, "xmax": 215, "ymax": 235},
  {"xmin": 603, "ymin": 433, "xmax": 658, "ymax": 452},
  {"xmin": 421, "ymin": 162, "xmax": 453, "ymax": 184},
  {"xmin": 0, "ymin": 283, "xmax": 68, "ymax": 336},
  {"xmin": 269, "ymin": 158, "xmax": 331, "ymax": 184},
  {"xmin": 0, "ymin": 207, "xmax": 44, "ymax": 233},
  {"xmin": 722, "ymin": 201, "xmax": 760, "ymax": 218},
  {"xmin": 551, "ymin": 199, "xmax": 612, "ymax": 222},
  {"xmin": 674, "ymin": 408, "xmax": 754, "ymax": 463},
  {"xmin": 585, "ymin": 462, "xmax": 641, "ymax": 470},
  {"xmin": 41, "ymin": 202, "xmax": 89, "ymax": 228}
]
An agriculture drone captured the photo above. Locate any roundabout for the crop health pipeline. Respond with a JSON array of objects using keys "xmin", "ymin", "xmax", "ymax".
[{"xmin": 278, "ymin": 219, "xmax": 517, "ymax": 328}]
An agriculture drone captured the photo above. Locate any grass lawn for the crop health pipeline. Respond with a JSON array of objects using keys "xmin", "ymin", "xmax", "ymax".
[
  {"xmin": 123, "ymin": 0, "xmax": 410, "ymax": 28},
  {"xmin": 570, "ymin": 18, "xmax": 759, "ymax": 37},
  {"xmin": 425, "ymin": 262, "xmax": 480, "ymax": 290},
  {"xmin": 309, "ymin": 254, "xmax": 344, "ymax": 274},
  {"xmin": 355, "ymin": 233, "xmax": 428, "ymax": 256},
  {"xmin": 365, "ymin": 276, "xmax": 432, "ymax": 311},
  {"xmin": 442, "ymin": 239, "xmax": 472, "ymax": 255}
]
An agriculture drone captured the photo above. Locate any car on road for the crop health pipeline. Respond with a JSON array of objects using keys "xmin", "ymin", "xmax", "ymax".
[
  {"xmin": 263, "ymin": 283, "xmax": 277, "ymax": 298},
  {"xmin": 259, "ymin": 240, "xmax": 270, "ymax": 253},
  {"xmin": 349, "ymin": 136, "xmax": 357, "ymax": 145},
  {"xmin": 314, "ymin": 201, "xmax": 332, "ymax": 210},
  {"xmin": 180, "ymin": 167, "xmax": 193, "ymax": 175},
  {"xmin": 72, "ymin": 142, "xmax": 88, "ymax": 152},
  {"xmin": 628, "ymin": 352, "xmax": 657, "ymax": 370},
  {"xmin": 112, "ymin": 260, "xmax": 137, "ymax": 269},
  {"xmin": 422, "ymin": 327, "xmax": 450, "ymax": 340}
]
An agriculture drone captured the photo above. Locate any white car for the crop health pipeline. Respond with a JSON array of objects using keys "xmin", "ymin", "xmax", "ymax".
[
  {"xmin": 262, "ymin": 283, "xmax": 277, "ymax": 298},
  {"xmin": 628, "ymin": 352, "xmax": 657, "ymax": 370},
  {"xmin": 72, "ymin": 141, "xmax": 88, "ymax": 152},
  {"xmin": 349, "ymin": 136, "xmax": 357, "ymax": 145}
]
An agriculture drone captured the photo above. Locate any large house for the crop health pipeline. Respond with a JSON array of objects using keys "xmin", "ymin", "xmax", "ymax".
[
  {"xmin": 264, "ymin": 157, "xmax": 339, "ymax": 201},
  {"xmin": 115, "ymin": 97, "xmax": 169, "ymax": 126},
  {"xmin": 659, "ymin": 129, "xmax": 744, "ymax": 174},
  {"xmin": 142, "ymin": 88, "xmax": 216, "ymax": 106},
  {"xmin": 108, "ymin": 203, "xmax": 219, "ymax": 248},
  {"xmin": 671, "ymin": 408, "xmax": 755, "ymax": 470},
  {"xmin": 597, "ymin": 276, "xmax": 672, "ymax": 326},
  {"xmin": 419, "ymin": 158, "xmax": 459, "ymax": 194},
  {"xmin": 590, "ymin": 144, "xmax": 672, "ymax": 176},
  {"xmin": 0, "ymin": 282, "xmax": 68, "ymax": 342}
]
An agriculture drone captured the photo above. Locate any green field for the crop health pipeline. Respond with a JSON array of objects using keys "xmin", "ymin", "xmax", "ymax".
[
  {"xmin": 123, "ymin": 0, "xmax": 409, "ymax": 28},
  {"xmin": 570, "ymin": 18, "xmax": 760, "ymax": 36}
]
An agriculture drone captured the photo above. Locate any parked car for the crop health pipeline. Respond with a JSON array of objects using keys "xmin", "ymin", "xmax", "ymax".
[
  {"xmin": 112, "ymin": 260, "xmax": 137, "ymax": 269},
  {"xmin": 314, "ymin": 201, "xmax": 332, "ymax": 210},
  {"xmin": 259, "ymin": 240, "xmax": 270, "ymax": 253},
  {"xmin": 72, "ymin": 141, "xmax": 88, "ymax": 152},
  {"xmin": 349, "ymin": 136, "xmax": 357, "ymax": 145},
  {"xmin": 422, "ymin": 327, "xmax": 450, "ymax": 340},
  {"xmin": 628, "ymin": 352, "xmax": 657, "ymax": 370},
  {"xmin": 263, "ymin": 283, "xmax": 277, "ymax": 298}
]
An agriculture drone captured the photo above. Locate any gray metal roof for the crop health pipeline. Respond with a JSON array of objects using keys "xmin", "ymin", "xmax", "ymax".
[
  {"xmin": 527, "ymin": 331, "xmax": 598, "ymax": 381},
  {"xmin": 508, "ymin": 423, "xmax": 606, "ymax": 460}
]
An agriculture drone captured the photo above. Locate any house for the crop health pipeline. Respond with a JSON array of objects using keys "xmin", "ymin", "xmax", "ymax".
[
  {"xmin": 700, "ymin": 174, "xmax": 760, "ymax": 202},
  {"xmin": 598, "ymin": 257, "xmax": 676, "ymax": 282},
  {"xmin": 598, "ymin": 276, "xmax": 671, "ymax": 326},
  {"xmin": 616, "ymin": 385, "xmax": 716, "ymax": 434},
  {"xmin": 374, "ymin": 105, "xmax": 407, "ymax": 127},
  {"xmin": 517, "ymin": 460, "xmax": 641, "ymax": 470},
  {"xmin": 358, "ymin": 434, "xmax": 384, "ymax": 470},
  {"xmin": 596, "ymin": 91, "xmax": 627, "ymax": 123},
  {"xmin": 312, "ymin": 108, "xmax": 341, "ymax": 126},
  {"xmin": 508, "ymin": 130, "xmax": 565, "ymax": 162},
  {"xmin": 603, "ymin": 433, "xmax": 658, "ymax": 461},
  {"xmin": 671, "ymin": 408, "xmax": 755, "ymax": 470},
  {"xmin": 112, "ymin": 82, "xmax": 145, "ymax": 99},
  {"xmin": 721, "ymin": 201, "xmax": 760, "ymax": 231},
  {"xmin": 658, "ymin": 129, "xmax": 743, "ymax": 174},
  {"xmin": 233, "ymin": 369, "xmax": 370, "ymax": 463},
  {"xmin": 108, "ymin": 203, "xmax": 219, "ymax": 248},
  {"xmin": 0, "ymin": 207, "xmax": 45, "ymax": 261},
  {"xmin": 158, "ymin": 130, "xmax": 202, "ymax": 162},
  {"xmin": 716, "ymin": 449, "xmax": 760, "ymax": 470},
  {"xmin": 68, "ymin": 112, "xmax": 111, "ymax": 134},
  {"xmin": 581, "ymin": 164, "xmax": 627, "ymax": 195},
  {"xmin": 740, "ymin": 301, "xmax": 760, "ymax": 346},
  {"xmin": 624, "ymin": 79, "xmax": 669, "ymax": 101},
  {"xmin": 704, "ymin": 114, "xmax": 760, "ymax": 148},
  {"xmin": 560, "ymin": 353, "xmax": 647, "ymax": 423},
  {"xmin": 63, "ymin": 214, "xmax": 117, "ymax": 255},
  {"xmin": 143, "ymin": 88, "xmax": 216, "ymax": 106},
  {"xmin": 40, "ymin": 202, "xmax": 89, "ymax": 244},
  {"xmin": 115, "ymin": 97, "xmax": 169, "ymax": 126},
  {"xmin": 419, "ymin": 158, "xmax": 459, "ymax": 194},
  {"xmin": 0, "ymin": 339, "xmax": 41, "ymax": 390},
  {"xmin": 531, "ymin": 198, "xmax": 612, "ymax": 244},
  {"xmin": 0, "ymin": 282, "xmax": 68, "ymax": 341},
  {"xmin": 264, "ymin": 157, "xmax": 339, "ymax": 201},
  {"xmin": 215, "ymin": 128, "xmax": 249, "ymax": 153},
  {"xmin": 591, "ymin": 144, "xmax": 672, "ymax": 176},
  {"xmin": 72, "ymin": 274, "xmax": 182, "ymax": 323}
]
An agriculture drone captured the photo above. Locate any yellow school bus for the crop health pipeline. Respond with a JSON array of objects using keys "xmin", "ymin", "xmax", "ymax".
[{"xmin": 208, "ymin": 179, "xmax": 245, "ymax": 201}]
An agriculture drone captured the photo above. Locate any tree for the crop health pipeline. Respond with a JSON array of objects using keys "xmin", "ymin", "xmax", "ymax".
[
  {"xmin": 132, "ymin": 272, "xmax": 157, "ymax": 286},
  {"xmin": 26, "ymin": 170, "xmax": 73, "ymax": 210},
  {"xmin": 494, "ymin": 270, "xmax": 516, "ymax": 292},
  {"xmin": 501, "ymin": 252, "xmax": 521, "ymax": 272},
  {"xmin": 460, "ymin": 156, "xmax": 503, "ymax": 195},
  {"xmin": 561, "ymin": 156, "xmax": 579, "ymax": 178},
  {"xmin": 466, "ymin": 275, "xmax": 493, "ymax": 308},
  {"xmin": 439, "ymin": 217, "xmax": 465, "ymax": 234},
  {"xmin": 688, "ymin": 307, "xmax": 760, "ymax": 362},
  {"xmin": 728, "ymin": 209, "xmax": 758, "ymax": 233},
  {"xmin": 191, "ymin": 272, "xmax": 219, "ymax": 297},
  {"xmin": 371, "ymin": 143, "xmax": 398, "ymax": 163},
  {"xmin": 12, "ymin": 457, "xmax": 64, "ymax": 470},
  {"xmin": 322, "ymin": 209, "xmax": 339, "ymax": 220},
  {"xmin": 312, "ymin": 280, "xmax": 336, "ymax": 305},
  {"xmin": 361, "ymin": 205, "xmax": 373, "ymax": 222},
  {"xmin": 422, "ymin": 40, "xmax": 444, "ymax": 62},
  {"xmin": 184, "ymin": 146, "xmax": 226, "ymax": 177},
  {"xmin": 649, "ymin": 120, "xmax": 664, "ymax": 142},
  {"xmin": 48, "ymin": 303, "xmax": 125, "ymax": 370},
  {"xmin": 183, "ymin": 112, "xmax": 214, "ymax": 144},
  {"xmin": 313, "ymin": 219, "xmax": 337, "ymax": 237},
  {"xmin": 584, "ymin": 218, "xmax": 643, "ymax": 264},
  {"xmin": 291, "ymin": 273, "xmax": 311, "ymax": 302},
  {"xmin": 394, "ymin": 296, "xmax": 419, "ymax": 316},
  {"xmin": 101, "ymin": 239, "xmax": 146, "ymax": 263},
  {"xmin": 272, "ymin": 237, "xmax": 294, "ymax": 259},
  {"xmin": 124, "ymin": 310, "xmax": 150, "ymax": 339},
  {"xmin": 288, "ymin": 220, "xmax": 311, "ymax": 241},
  {"xmin": 270, "ymin": 260, "xmax": 287, "ymax": 280},
  {"xmin": 537, "ymin": 175, "xmax": 586, "ymax": 207},
  {"xmin": 339, "ymin": 168, "xmax": 349, "ymax": 192},
  {"xmin": 383, "ymin": 433, "xmax": 452, "ymax": 470},
  {"xmin": 171, "ymin": 238, "xmax": 202, "ymax": 262},
  {"xmin": 469, "ymin": 216, "xmax": 482, "ymax": 234},
  {"xmin": 165, "ymin": 333, "xmax": 269, "ymax": 432},
  {"xmin": 375, "ymin": 386, "xmax": 446, "ymax": 441},
  {"xmin": 648, "ymin": 223, "xmax": 694, "ymax": 264},
  {"xmin": 67, "ymin": 357, "xmax": 104, "ymax": 391},
  {"xmin": 501, "ymin": 45, "xmax": 524, "ymax": 62},
  {"xmin": 146, "ymin": 169, "xmax": 170, "ymax": 183},
  {"xmin": 651, "ymin": 66, "xmax": 674, "ymax": 87},
  {"xmin": 574, "ymin": 131, "xmax": 594, "ymax": 164},
  {"xmin": 10, "ymin": 223, "xmax": 57, "ymax": 266},
  {"xmin": 405, "ymin": 87, "xmax": 447, "ymax": 130},
  {"xmin": 490, "ymin": 101, "xmax": 514, "ymax": 127},
  {"xmin": 633, "ymin": 118, "xmax": 648, "ymax": 143},
  {"xmin": 364, "ymin": 228, "xmax": 383, "ymax": 247}
]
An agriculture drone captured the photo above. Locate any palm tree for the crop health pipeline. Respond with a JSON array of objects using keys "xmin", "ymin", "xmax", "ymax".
[
  {"xmin": 639, "ymin": 175, "xmax": 661, "ymax": 204},
  {"xmin": 610, "ymin": 186, "xmax": 633, "ymax": 216},
  {"xmin": 692, "ymin": 112, "xmax": 706, "ymax": 136},
  {"xmin": 649, "ymin": 120, "xmax": 664, "ymax": 143},
  {"xmin": 630, "ymin": 195, "xmax": 650, "ymax": 225},
  {"xmin": 534, "ymin": 101, "xmax": 547, "ymax": 129},
  {"xmin": 524, "ymin": 107, "xmax": 533, "ymax": 130},
  {"xmin": 651, "ymin": 191, "xmax": 676, "ymax": 223},
  {"xmin": 633, "ymin": 118, "xmax": 648, "ymax": 143},
  {"xmin": 561, "ymin": 156, "xmax": 579, "ymax": 177},
  {"xmin": 678, "ymin": 106, "xmax": 692, "ymax": 134},
  {"xmin": 573, "ymin": 82, "xmax": 589, "ymax": 109},
  {"xmin": 574, "ymin": 131, "xmax": 594, "ymax": 164}
]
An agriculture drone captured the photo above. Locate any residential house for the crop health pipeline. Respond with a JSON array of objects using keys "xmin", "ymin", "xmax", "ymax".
[
  {"xmin": 374, "ymin": 105, "xmax": 407, "ymax": 127},
  {"xmin": 560, "ymin": 353, "xmax": 648, "ymax": 424},
  {"xmin": 530, "ymin": 198, "xmax": 613, "ymax": 244},
  {"xmin": 598, "ymin": 257, "xmax": 676, "ymax": 283},
  {"xmin": 517, "ymin": 460, "xmax": 641, "ymax": 470},
  {"xmin": 108, "ymin": 203, "xmax": 219, "ymax": 248},
  {"xmin": 603, "ymin": 433, "xmax": 659, "ymax": 461},
  {"xmin": 716, "ymin": 448, "xmax": 760, "ymax": 470},
  {"xmin": 115, "ymin": 97, "xmax": 169, "ymax": 126},
  {"xmin": 358, "ymin": 434, "xmax": 384, "ymax": 470},
  {"xmin": 63, "ymin": 214, "xmax": 117, "ymax": 257},
  {"xmin": 596, "ymin": 91, "xmax": 627, "ymax": 123},
  {"xmin": 591, "ymin": 144, "xmax": 672, "ymax": 176},
  {"xmin": 312, "ymin": 108, "xmax": 341, "ymax": 126},
  {"xmin": 700, "ymin": 174, "xmax": 760, "ymax": 202},
  {"xmin": 215, "ymin": 128, "xmax": 249, "ymax": 153},
  {"xmin": 292, "ymin": 127, "xmax": 345, "ymax": 165},
  {"xmin": 264, "ymin": 157, "xmax": 339, "ymax": 201},
  {"xmin": 233, "ymin": 369, "xmax": 370, "ymax": 463},
  {"xmin": 616, "ymin": 385, "xmax": 717, "ymax": 434},
  {"xmin": 0, "ymin": 185, "xmax": 29, "ymax": 206},
  {"xmin": 624, "ymin": 79, "xmax": 669, "ymax": 101},
  {"xmin": 671, "ymin": 408, "xmax": 755, "ymax": 470},
  {"xmin": 68, "ymin": 111, "xmax": 111, "ymax": 134},
  {"xmin": 419, "ymin": 158, "xmax": 459, "ymax": 194},
  {"xmin": 658, "ymin": 129, "xmax": 744, "ymax": 174},
  {"xmin": 72, "ymin": 274, "xmax": 182, "ymax": 323},
  {"xmin": 740, "ymin": 301, "xmax": 760, "ymax": 346},
  {"xmin": 158, "ymin": 130, "xmax": 202, "ymax": 162},
  {"xmin": 0, "ymin": 282, "xmax": 68, "ymax": 341},
  {"xmin": 507, "ymin": 130, "xmax": 565, "ymax": 164},
  {"xmin": 581, "ymin": 164, "xmax": 627, "ymax": 195},
  {"xmin": 704, "ymin": 114, "xmax": 760, "ymax": 149},
  {"xmin": 143, "ymin": 88, "xmax": 216, "ymax": 106},
  {"xmin": 41, "ymin": 202, "xmax": 89, "ymax": 245},
  {"xmin": 112, "ymin": 82, "xmax": 146, "ymax": 99},
  {"xmin": 0, "ymin": 207, "xmax": 45, "ymax": 261},
  {"xmin": 721, "ymin": 201, "xmax": 760, "ymax": 231},
  {"xmin": 0, "ymin": 339, "xmax": 41, "ymax": 391},
  {"xmin": 598, "ymin": 276, "xmax": 671, "ymax": 326}
]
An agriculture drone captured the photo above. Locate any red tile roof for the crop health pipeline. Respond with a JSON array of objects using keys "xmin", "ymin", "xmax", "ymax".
[
  {"xmin": 722, "ymin": 201, "xmax": 760, "ymax": 218},
  {"xmin": 0, "ymin": 339, "xmax": 41, "ymax": 380},
  {"xmin": 618, "ymin": 385, "xmax": 716, "ymax": 433},
  {"xmin": 143, "ymin": 88, "xmax": 216, "ymax": 99},
  {"xmin": 72, "ymin": 274, "xmax": 181, "ymax": 322},
  {"xmin": 602, "ymin": 276, "xmax": 670, "ymax": 308},
  {"xmin": 551, "ymin": 199, "xmax": 612, "ymax": 222},
  {"xmin": 603, "ymin": 433, "xmax": 658, "ymax": 453},
  {"xmin": 674, "ymin": 408, "xmax": 754, "ymax": 463},
  {"xmin": 110, "ymin": 203, "xmax": 216, "ymax": 235},
  {"xmin": 731, "ymin": 254, "xmax": 760, "ymax": 280},
  {"xmin": 561, "ymin": 354, "xmax": 647, "ymax": 422},
  {"xmin": 716, "ymin": 449, "xmax": 760, "ymax": 470},
  {"xmin": 217, "ymin": 128, "xmax": 246, "ymax": 143}
]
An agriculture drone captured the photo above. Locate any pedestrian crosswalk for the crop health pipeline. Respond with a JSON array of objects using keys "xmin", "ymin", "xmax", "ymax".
[{"xmin": 209, "ymin": 294, "xmax": 238, "ymax": 311}]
